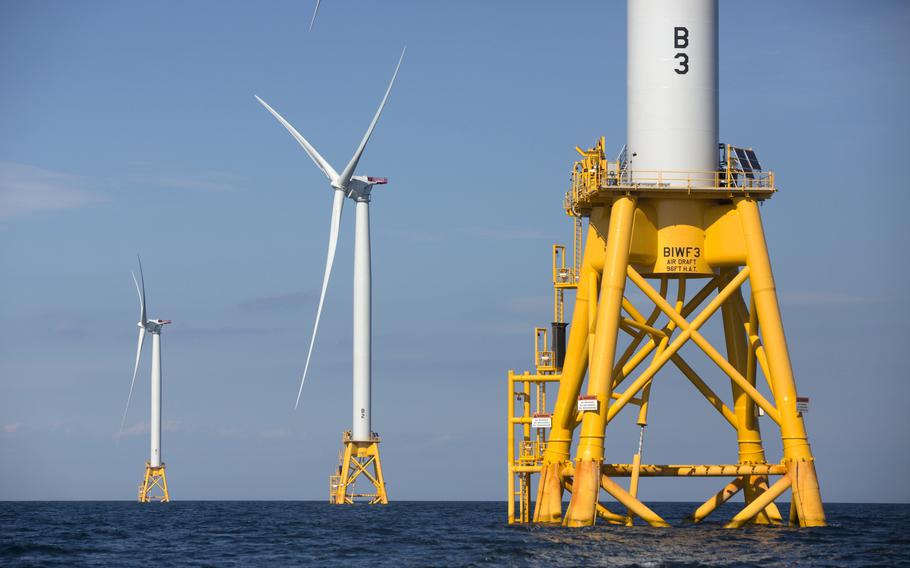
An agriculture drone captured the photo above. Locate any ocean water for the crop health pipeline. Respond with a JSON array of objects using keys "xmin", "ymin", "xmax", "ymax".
[{"xmin": 1, "ymin": 501, "xmax": 908, "ymax": 567}]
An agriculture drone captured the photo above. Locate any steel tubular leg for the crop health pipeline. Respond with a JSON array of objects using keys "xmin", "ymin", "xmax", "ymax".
[
  {"xmin": 535, "ymin": 220, "xmax": 605, "ymax": 523},
  {"xmin": 720, "ymin": 277, "xmax": 781, "ymax": 525},
  {"xmin": 371, "ymin": 446, "xmax": 389, "ymax": 505},
  {"xmin": 564, "ymin": 197, "xmax": 637, "ymax": 527},
  {"xmin": 334, "ymin": 442, "xmax": 354, "ymax": 505},
  {"xmin": 735, "ymin": 198, "xmax": 825, "ymax": 527},
  {"xmin": 563, "ymin": 478, "xmax": 627, "ymax": 524}
]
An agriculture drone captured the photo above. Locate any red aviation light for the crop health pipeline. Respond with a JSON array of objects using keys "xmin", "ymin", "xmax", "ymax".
[{"xmin": 367, "ymin": 177, "xmax": 388, "ymax": 185}]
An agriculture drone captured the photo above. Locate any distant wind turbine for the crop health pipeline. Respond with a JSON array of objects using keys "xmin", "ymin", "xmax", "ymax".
[
  {"xmin": 121, "ymin": 256, "xmax": 172, "ymax": 502},
  {"xmin": 254, "ymin": 48, "xmax": 404, "ymax": 441}
]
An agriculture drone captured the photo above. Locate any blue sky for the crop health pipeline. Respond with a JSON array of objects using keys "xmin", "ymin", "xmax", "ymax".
[{"xmin": 1, "ymin": 0, "xmax": 908, "ymax": 502}]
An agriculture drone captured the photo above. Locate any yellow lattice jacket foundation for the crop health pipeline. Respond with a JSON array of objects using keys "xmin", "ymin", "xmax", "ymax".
[
  {"xmin": 138, "ymin": 462, "xmax": 169, "ymax": 503},
  {"xmin": 506, "ymin": 138, "xmax": 825, "ymax": 528},
  {"xmin": 329, "ymin": 431, "xmax": 388, "ymax": 505}
]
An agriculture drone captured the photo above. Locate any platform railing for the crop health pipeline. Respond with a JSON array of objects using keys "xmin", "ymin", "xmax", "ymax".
[{"xmin": 566, "ymin": 163, "xmax": 775, "ymax": 212}]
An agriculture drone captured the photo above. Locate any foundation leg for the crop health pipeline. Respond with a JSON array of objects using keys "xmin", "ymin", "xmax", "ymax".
[
  {"xmin": 564, "ymin": 197, "xmax": 637, "ymax": 527},
  {"xmin": 720, "ymin": 279, "xmax": 781, "ymax": 525},
  {"xmin": 535, "ymin": 217, "xmax": 608, "ymax": 523},
  {"xmin": 736, "ymin": 198, "xmax": 825, "ymax": 527}
]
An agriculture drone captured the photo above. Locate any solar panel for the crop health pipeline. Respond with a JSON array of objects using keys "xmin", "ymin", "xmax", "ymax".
[
  {"xmin": 733, "ymin": 147, "xmax": 754, "ymax": 179},
  {"xmin": 745, "ymin": 149, "xmax": 762, "ymax": 171}
]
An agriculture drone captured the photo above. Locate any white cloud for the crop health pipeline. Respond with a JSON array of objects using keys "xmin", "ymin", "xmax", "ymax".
[
  {"xmin": 115, "ymin": 420, "xmax": 179, "ymax": 438},
  {"xmin": 0, "ymin": 162, "xmax": 104, "ymax": 219},
  {"xmin": 127, "ymin": 171, "xmax": 242, "ymax": 192}
]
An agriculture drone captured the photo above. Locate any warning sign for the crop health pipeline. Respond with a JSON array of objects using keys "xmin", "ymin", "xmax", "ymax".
[
  {"xmin": 531, "ymin": 413, "xmax": 552, "ymax": 429},
  {"xmin": 577, "ymin": 395, "xmax": 599, "ymax": 412},
  {"xmin": 796, "ymin": 397, "xmax": 809, "ymax": 413}
]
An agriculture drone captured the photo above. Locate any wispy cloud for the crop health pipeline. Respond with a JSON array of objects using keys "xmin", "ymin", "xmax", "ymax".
[
  {"xmin": 0, "ymin": 163, "xmax": 244, "ymax": 220},
  {"xmin": 0, "ymin": 162, "xmax": 104, "ymax": 219},
  {"xmin": 459, "ymin": 226, "xmax": 546, "ymax": 241},
  {"xmin": 115, "ymin": 420, "xmax": 179, "ymax": 439},
  {"xmin": 238, "ymin": 291, "xmax": 315, "ymax": 312},
  {"xmin": 213, "ymin": 426, "xmax": 302, "ymax": 441},
  {"xmin": 778, "ymin": 291, "xmax": 875, "ymax": 307},
  {"xmin": 127, "ymin": 171, "xmax": 242, "ymax": 193},
  {"xmin": 258, "ymin": 427, "xmax": 292, "ymax": 440}
]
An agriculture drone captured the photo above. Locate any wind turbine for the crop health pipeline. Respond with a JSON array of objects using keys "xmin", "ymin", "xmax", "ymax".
[
  {"xmin": 255, "ymin": 48, "xmax": 404, "ymax": 504},
  {"xmin": 121, "ymin": 256, "xmax": 172, "ymax": 503}
]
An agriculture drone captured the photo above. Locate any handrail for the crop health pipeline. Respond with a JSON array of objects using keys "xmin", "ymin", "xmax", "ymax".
[{"xmin": 567, "ymin": 159, "xmax": 775, "ymax": 213}]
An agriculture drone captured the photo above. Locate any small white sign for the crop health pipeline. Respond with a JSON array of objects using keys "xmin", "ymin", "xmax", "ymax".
[
  {"xmin": 796, "ymin": 397, "xmax": 809, "ymax": 413},
  {"xmin": 531, "ymin": 413, "xmax": 552, "ymax": 429},
  {"xmin": 577, "ymin": 395, "xmax": 599, "ymax": 412}
]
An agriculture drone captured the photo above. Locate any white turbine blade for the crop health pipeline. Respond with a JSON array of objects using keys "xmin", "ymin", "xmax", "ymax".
[
  {"xmin": 255, "ymin": 95, "xmax": 339, "ymax": 182},
  {"xmin": 309, "ymin": 0, "xmax": 320, "ymax": 31},
  {"xmin": 133, "ymin": 260, "xmax": 147, "ymax": 326},
  {"xmin": 295, "ymin": 188, "xmax": 345, "ymax": 409},
  {"xmin": 120, "ymin": 326, "xmax": 146, "ymax": 435},
  {"xmin": 336, "ymin": 47, "xmax": 406, "ymax": 188}
]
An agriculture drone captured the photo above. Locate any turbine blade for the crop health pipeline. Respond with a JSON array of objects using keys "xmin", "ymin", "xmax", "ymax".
[
  {"xmin": 336, "ymin": 47, "xmax": 406, "ymax": 188},
  {"xmin": 120, "ymin": 327, "xmax": 146, "ymax": 435},
  {"xmin": 133, "ymin": 258, "xmax": 147, "ymax": 326},
  {"xmin": 309, "ymin": 0, "xmax": 320, "ymax": 31},
  {"xmin": 255, "ymin": 95, "xmax": 339, "ymax": 182},
  {"xmin": 295, "ymin": 188, "xmax": 345, "ymax": 408}
]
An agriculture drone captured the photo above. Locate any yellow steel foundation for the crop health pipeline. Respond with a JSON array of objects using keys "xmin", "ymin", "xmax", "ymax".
[
  {"xmin": 138, "ymin": 462, "xmax": 169, "ymax": 503},
  {"xmin": 329, "ymin": 431, "xmax": 388, "ymax": 505},
  {"xmin": 509, "ymin": 139, "xmax": 825, "ymax": 528}
]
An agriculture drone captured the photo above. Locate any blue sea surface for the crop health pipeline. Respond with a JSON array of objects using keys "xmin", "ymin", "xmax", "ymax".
[{"xmin": 1, "ymin": 502, "xmax": 908, "ymax": 567}]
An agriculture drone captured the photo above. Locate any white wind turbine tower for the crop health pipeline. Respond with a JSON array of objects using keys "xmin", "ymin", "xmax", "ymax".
[
  {"xmin": 121, "ymin": 256, "xmax": 172, "ymax": 503},
  {"xmin": 255, "ymin": 48, "xmax": 403, "ymax": 504}
]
